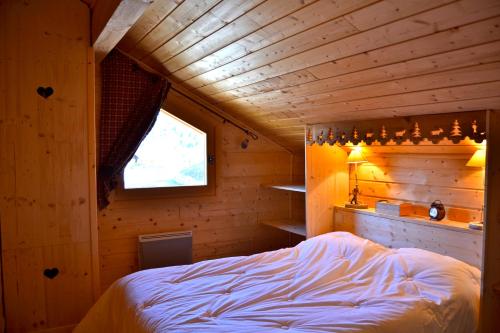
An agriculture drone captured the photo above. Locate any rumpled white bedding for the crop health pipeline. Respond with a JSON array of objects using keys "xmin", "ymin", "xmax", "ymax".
[{"xmin": 76, "ymin": 232, "xmax": 480, "ymax": 333}]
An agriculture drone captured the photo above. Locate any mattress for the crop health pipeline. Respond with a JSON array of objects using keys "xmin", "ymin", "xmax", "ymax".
[{"xmin": 76, "ymin": 232, "xmax": 480, "ymax": 332}]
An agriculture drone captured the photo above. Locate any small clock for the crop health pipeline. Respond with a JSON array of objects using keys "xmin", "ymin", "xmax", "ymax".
[{"xmin": 429, "ymin": 200, "xmax": 446, "ymax": 221}]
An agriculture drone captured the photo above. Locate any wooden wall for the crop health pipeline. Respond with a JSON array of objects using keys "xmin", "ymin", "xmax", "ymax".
[
  {"xmin": 306, "ymin": 144, "xmax": 349, "ymax": 237},
  {"xmin": 348, "ymin": 140, "xmax": 485, "ymax": 223},
  {"xmin": 0, "ymin": 1, "xmax": 96, "ymax": 332},
  {"xmin": 334, "ymin": 207, "xmax": 483, "ymax": 268},
  {"xmin": 98, "ymin": 90, "xmax": 294, "ymax": 291}
]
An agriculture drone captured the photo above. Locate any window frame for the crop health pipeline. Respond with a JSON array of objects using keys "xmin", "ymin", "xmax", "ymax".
[{"xmin": 114, "ymin": 107, "xmax": 216, "ymax": 201}]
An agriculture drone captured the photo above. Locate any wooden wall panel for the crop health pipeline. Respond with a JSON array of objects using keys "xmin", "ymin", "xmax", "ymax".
[
  {"xmin": 0, "ymin": 0, "xmax": 95, "ymax": 331},
  {"xmin": 306, "ymin": 144, "xmax": 349, "ymax": 237},
  {"xmin": 334, "ymin": 208, "xmax": 483, "ymax": 268},
  {"xmin": 349, "ymin": 144, "xmax": 485, "ymax": 223},
  {"xmin": 98, "ymin": 91, "xmax": 293, "ymax": 291}
]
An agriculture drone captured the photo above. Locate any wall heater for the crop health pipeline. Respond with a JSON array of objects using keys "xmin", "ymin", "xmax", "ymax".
[{"xmin": 138, "ymin": 231, "xmax": 193, "ymax": 270}]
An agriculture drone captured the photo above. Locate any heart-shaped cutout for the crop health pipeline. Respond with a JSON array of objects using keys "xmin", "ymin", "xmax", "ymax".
[
  {"xmin": 37, "ymin": 86, "xmax": 54, "ymax": 99},
  {"xmin": 43, "ymin": 267, "xmax": 59, "ymax": 279}
]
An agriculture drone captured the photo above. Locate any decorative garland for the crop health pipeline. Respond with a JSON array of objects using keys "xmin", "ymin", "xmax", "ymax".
[{"xmin": 306, "ymin": 111, "xmax": 486, "ymax": 146}]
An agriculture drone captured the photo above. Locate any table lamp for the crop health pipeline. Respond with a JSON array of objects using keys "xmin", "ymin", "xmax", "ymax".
[{"xmin": 345, "ymin": 147, "xmax": 368, "ymax": 209}]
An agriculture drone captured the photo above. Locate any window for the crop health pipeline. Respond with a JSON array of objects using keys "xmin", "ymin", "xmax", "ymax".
[{"xmin": 122, "ymin": 109, "xmax": 213, "ymax": 194}]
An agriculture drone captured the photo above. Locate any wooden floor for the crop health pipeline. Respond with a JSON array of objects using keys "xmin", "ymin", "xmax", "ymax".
[{"xmin": 118, "ymin": 0, "xmax": 500, "ymax": 151}]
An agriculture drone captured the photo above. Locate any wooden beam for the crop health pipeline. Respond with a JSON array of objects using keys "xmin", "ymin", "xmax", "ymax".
[
  {"xmin": 87, "ymin": 47, "xmax": 101, "ymax": 300},
  {"xmin": 480, "ymin": 109, "xmax": 500, "ymax": 333},
  {"xmin": 92, "ymin": 0, "xmax": 152, "ymax": 63}
]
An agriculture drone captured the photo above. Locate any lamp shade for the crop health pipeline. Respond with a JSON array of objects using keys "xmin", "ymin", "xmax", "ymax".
[
  {"xmin": 347, "ymin": 148, "xmax": 367, "ymax": 164},
  {"xmin": 466, "ymin": 149, "xmax": 486, "ymax": 167}
]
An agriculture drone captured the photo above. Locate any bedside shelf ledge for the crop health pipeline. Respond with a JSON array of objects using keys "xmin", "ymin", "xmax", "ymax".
[{"xmin": 335, "ymin": 206, "xmax": 482, "ymax": 235}]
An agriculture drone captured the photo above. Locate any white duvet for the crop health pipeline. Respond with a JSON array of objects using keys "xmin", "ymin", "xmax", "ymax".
[{"xmin": 76, "ymin": 232, "xmax": 480, "ymax": 333}]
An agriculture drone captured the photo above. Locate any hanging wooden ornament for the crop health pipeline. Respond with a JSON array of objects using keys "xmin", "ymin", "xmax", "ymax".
[
  {"xmin": 411, "ymin": 122, "xmax": 422, "ymax": 144},
  {"xmin": 379, "ymin": 125, "xmax": 389, "ymax": 145},
  {"xmin": 470, "ymin": 119, "xmax": 486, "ymax": 143},
  {"xmin": 338, "ymin": 131, "xmax": 348, "ymax": 145},
  {"xmin": 306, "ymin": 128, "xmax": 314, "ymax": 145},
  {"xmin": 393, "ymin": 128, "xmax": 406, "ymax": 145},
  {"xmin": 326, "ymin": 128, "xmax": 336, "ymax": 145},
  {"xmin": 430, "ymin": 127, "xmax": 444, "ymax": 144},
  {"xmin": 316, "ymin": 130, "xmax": 325, "ymax": 145},
  {"xmin": 351, "ymin": 127, "xmax": 360, "ymax": 145},
  {"xmin": 449, "ymin": 119, "xmax": 463, "ymax": 144},
  {"xmin": 364, "ymin": 130, "xmax": 375, "ymax": 145}
]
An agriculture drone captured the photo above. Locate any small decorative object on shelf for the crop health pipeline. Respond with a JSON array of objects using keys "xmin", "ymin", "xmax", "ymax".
[
  {"xmin": 379, "ymin": 125, "xmax": 389, "ymax": 145},
  {"xmin": 429, "ymin": 200, "xmax": 446, "ymax": 221},
  {"xmin": 351, "ymin": 127, "xmax": 361, "ymax": 145},
  {"xmin": 375, "ymin": 200, "xmax": 412, "ymax": 216},
  {"xmin": 411, "ymin": 122, "xmax": 422, "ymax": 144},
  {"xmin": 326, "ymin": 128, "xmax": 335, "ymax": 145},
  {"xmin": 394, "ymin": 129, "xmax": 406, "ymax": 145},
  {"xmin": 449, "ymin": 119, "xmax": 463, "ymax": 144},
  {"xmin": 430, "ymin": 127, "xmax": 444, "ymax": 144},
  {"xmin": 364, "ymin": 131, "xmax": 375, "ymax": 145}
]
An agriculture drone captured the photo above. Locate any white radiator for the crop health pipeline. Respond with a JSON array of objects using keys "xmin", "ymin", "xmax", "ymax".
[{"xmin": 138, "ymin": 231, "xmax": 193, "ymax": 270}]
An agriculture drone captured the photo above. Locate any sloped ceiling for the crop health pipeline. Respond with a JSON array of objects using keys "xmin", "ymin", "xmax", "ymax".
[{"xmin": 117, "ymin": 0, "xmax": 500, "ymax": 151}]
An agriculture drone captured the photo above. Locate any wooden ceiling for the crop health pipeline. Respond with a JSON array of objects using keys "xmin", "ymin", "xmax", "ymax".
[{"xmin": 117, "ymin": 0, "xmax": 500, "ymax": 151}]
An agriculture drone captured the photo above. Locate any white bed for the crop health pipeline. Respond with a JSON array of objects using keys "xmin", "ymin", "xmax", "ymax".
[{"xmin": 76, "ymin": 232, "xmax": 480, "ymax": 333}]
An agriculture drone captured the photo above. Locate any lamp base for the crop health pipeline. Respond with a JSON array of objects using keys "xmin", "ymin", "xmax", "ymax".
[{"xmin": 345, "ymin": 203, "xmax": 369, "ymax": 209}]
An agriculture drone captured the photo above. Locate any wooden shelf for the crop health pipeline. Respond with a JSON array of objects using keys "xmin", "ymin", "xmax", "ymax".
[
  {"xmin": 335, "ymin": 206, "xmax": 482, "ymax": 235},
  {"xmin": 268, "ymin": 184, "xmax": 306, "ymax": 193},
  {"xmin": 261, "ymin": 219, "xmax": 306, "ymax": 236}
]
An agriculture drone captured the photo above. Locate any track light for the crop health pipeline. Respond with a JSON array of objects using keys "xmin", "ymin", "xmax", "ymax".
[{"xmin": 240, "ymin": 138, "xmax": 249, "ymax": 149}]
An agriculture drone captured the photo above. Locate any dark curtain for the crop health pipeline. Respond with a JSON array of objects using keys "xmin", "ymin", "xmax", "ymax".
[{"xmin": 98, "ymin": 50, "xmax": 171, "ymax": 209}]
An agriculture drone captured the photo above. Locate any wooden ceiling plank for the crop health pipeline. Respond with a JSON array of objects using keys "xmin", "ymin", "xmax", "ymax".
[
  {"xmin": 118, "ymin": 0, "xmax": 184, "ymax": 52},
  {"xmin": 183, "ymin": 0, "xmax": 453, "ymax": 89},
  {"xmin": 211, "ymin": 69, "xmax": 319, "ymax": 103},
  {"xmin": 184, "ymin": 16, "xmax": 360, "ymax": 88},
  {"xmin": 157, "ymin": 0, "xmax": 319, "ymax": 73},
  {"xmin": 91, "ymin": 0, "xmax": 121, "ymax": 44},
  {"xmin": 211, "ymin": 18, "xmax": 500, "ymax": 103},
  {"xmin": 171, "ymin": 0, "xmax": 379, "ymax": 81},
  {"xmin": 146, "ymin": 0, "xmax": 266, "ymax": 66},
  {"xmin": 220, "ymin": 42, "xmax": 500, "ymax": 107},
  {"xmin": 245, "ymin": 98, "xmax": 499, "ymax": 134},
  {"xmin": 92, "ymin": 0, "xmax": 153, "ymax": 64},
  {"xmin": 246, "ymin": 81, "xmax": 500, "ymax": 118},
  {"xmin": 195, "ymin": 0, "xmax": 500, "ymax": 96},
  {"xmin": 226, "ymin": 61, "xmax": 500, "ymax": 111},
  {"xmin": 128, "ymin": 0, "xmax": 223, "ymax": 60},
  {"xmin": 302, "ymin": 97, "xmax": 500, "ymax": 124}
]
